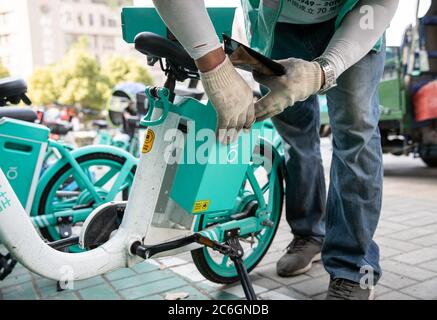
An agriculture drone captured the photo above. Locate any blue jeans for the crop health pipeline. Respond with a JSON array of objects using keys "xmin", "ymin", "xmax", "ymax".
[{"xmin": 268, "ymin": 21, "xmax": 385, "ymax": 284}]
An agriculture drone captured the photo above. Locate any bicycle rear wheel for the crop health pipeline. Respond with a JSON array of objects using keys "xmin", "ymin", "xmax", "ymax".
[{"xmin": 191, "ymin": 144, "xmax": 284, "ymax": 284}]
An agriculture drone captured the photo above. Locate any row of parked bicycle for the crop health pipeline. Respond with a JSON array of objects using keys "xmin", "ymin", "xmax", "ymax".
[{"xmin": 0, "ymin": 72, "xmax": 214, "ymax": 280}]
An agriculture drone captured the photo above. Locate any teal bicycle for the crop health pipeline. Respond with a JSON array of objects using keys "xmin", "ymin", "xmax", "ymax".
[
  {"xmin": 0, "ymin": 7, "xmax": 286, "ymax": 300},
  {"xmin": 0, "ymin": 77, "xmax": 138, "ymax": 251}
]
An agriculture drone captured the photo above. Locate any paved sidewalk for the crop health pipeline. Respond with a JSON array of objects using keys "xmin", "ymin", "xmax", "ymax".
[{"xmin": 1, "ymin": 138, "xmax": 437, "ymax": 300}]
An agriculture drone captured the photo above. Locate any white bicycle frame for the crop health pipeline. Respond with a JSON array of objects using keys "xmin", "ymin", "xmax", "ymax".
[{"xmin": 0, "ymin": 109, "xmax": 197, "ymax": 281}]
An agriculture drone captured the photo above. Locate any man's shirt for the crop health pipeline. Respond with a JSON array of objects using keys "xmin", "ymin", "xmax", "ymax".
[{"xmin": 278, "ymin": 0, "xmax": 346, "ymax": 24}]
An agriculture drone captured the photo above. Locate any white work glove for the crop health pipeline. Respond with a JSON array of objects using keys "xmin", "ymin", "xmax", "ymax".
[
  {"xmin": 254, "ymin": 58, "xmax": 323, "ymax": 121},
  {"xmin": 201, "ymin": 56, "xmax": 255, "ymax": 144}
]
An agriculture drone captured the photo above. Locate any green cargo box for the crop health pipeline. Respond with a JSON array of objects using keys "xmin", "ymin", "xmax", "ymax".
[{"xmin": 121, "ymin": 7, "xmax": 237, "ymax": 44}]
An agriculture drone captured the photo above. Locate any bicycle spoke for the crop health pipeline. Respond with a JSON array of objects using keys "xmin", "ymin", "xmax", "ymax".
[
  {"xmin": 95, "ymin": 168, "xmax": 118, "ymax": 188},
  {"xmin": 106, "ymin": 162, "xmax": 133, "ymax": 200}
]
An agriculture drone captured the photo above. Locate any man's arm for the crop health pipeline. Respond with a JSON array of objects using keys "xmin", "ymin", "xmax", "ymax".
[
  {"xmin": 152, "ymin": 0, "xmax": 225, "ymax": 72},
  {"xmin": 152, "ymin": 0, "xmax": 256, "ymax": 142},
  {"xmin": 321, "ymin": 0, "xmax": 399, "ymax": 78},
  {"xmin": 253, "ymin": 0, "xmax": 399, "ymax": 121}
]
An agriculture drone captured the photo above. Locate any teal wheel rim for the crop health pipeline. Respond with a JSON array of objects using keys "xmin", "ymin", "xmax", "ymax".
[
  {"xmin": 199, "ymin": 147, "xmax": 283, "ymax": 278},
  {"xmin": 39, "ymin": 156, "xmax": 135, "ymax": 252}
]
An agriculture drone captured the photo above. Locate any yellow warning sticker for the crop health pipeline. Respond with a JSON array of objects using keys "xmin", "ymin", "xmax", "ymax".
[
  {"xmin": 142, "ymin": 130, "xmax": 155, "ymax": 154},
  {"xmin": 193, "ymin": 200, "xmax": 210, "ymax": 213}
]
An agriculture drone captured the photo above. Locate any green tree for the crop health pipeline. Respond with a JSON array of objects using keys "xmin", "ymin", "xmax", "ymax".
[
  {"xmin": 29, "ymin": 36, "xmax": 153, "ymax": 110},
  {"xmin": 54, "ymin": 37, "xmax": 110, "ymax": 110},
  {"xmin": 0, "ymin": 59, "xmax": 10, "ymax": 78},
  {"xmin": 29, "ymin": 65, "xmax": 59, "ymax": 106},
  {"xmin": 101, "ymin": 55, "xmax": 154, "ymax": 89},
  {"xmin": 30, "ymin": 37, "xmax": 111, "ymax": 110}
]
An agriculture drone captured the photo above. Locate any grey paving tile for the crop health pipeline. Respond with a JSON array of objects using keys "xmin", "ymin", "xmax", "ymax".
[
  {"xmin": 131, "ymin": 261, "xmax": 160, "ymax": 274},
  {"xmin": 46, "ymin": 292, "xmax": 79, "ymax": 300},
  {"xmin": 401, "ymin": 215, "xmax": 437, "ymax": 227},
  {"xmin": 78, "ymin": 283, "xmax": 121, "ymax": 300},
  {"xmin": 393, "ymin": 248, "xmax": 437, "ymax": 265},
  {"xmin": 105, "ymin": 268, "xmax": 137, "ymax": 281},
  {"xmin": 156, "ymin": 257, "xmax": 189, "ymax": 269},
  {"xmin": 289, "ymin": 275, "xmax": 330, "ymax": 297},
  {"xmin": 411, "ymin": 233, "xmax": 437, "ymax": 246},
  {"xmin": 253, "ymin": 264, "xmax": 311, "ymax": 286},
  {"xmin": 209, "ymin": 291, "xmax": 241, "ymax": 300},
  {"xmin": 196, "ymin": 280, "xmax": 226, "ymax": 293},
  {"xmin": 379, "ymin": 245, "xmax": 403, "ymax": 259},
  {"xmin": 375, "ymin": 237, "xmax": 421, "ymax": 252},
  {"xmin": 386, "ymin": 228, "xmax": 434, "ymax": 241},
  {"xmin": 222, "ymin": 283, "xmax": 268, "ymax": 298},
  {"xmin": 119, "ymin": 277, "xmax": 188, "ymax": 300},
  {"xmin": 2, "ymin": 282, "xmax": 39, "ymax": 300},
  {"xmin": 378, "ymin": 220, "xmax": 411, "ymax": 231},
  {"xmin": 274, "ymin": 286, "xmax": 310, "ymax": 300},
  {"xmin": 381, "ymin": 260, "xmax": 436, "ymax": 281},
  {"xmin": 259, "ymin": 290, "xmax": 296, "ymax": 300},
  {"xmin": 171, "ymin": 263, "xmax": 206, "ymax": 283},
  {"xmin": 387, "ymin": 212, "xmax": 431, "ymax": 223},
  {"xmin": 400, "ymin": 277, "xmax": 437, "ymax": 300},
  {"xmin": 0, "ymin": 272, "xmax": 32, "ymax": 289},
  {"xmin": 378, "ymin": 271, "xmax": 417, "ymax": 290},
  {"xmin": 253, "ymin": 277, "xmax": 282, "ymax": 290},
  {"xmin": 111, "ymin": 270, "xmax": 174, "ymax": 291},
  {"xmin": 137, "ymin": 294, "xmax": 164, "ymax": 300},
  {"xmin": 377, "ymin": 291, "xmax": 418, "ymax": 300},
  {"xmin": 374, "ymin": 284, "xmax": 392, "ymax": 297},
  {"xmin": 419, "ymin": 259, "xmax": 437, "ymax": 273}
]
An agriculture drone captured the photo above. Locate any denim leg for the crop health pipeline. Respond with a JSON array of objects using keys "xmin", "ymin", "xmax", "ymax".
[
  {"xmin": 267, "ymin": 22, "xmax": 335, "ymax": 241},
  {"xmin": 322, "ymin": 43, "xmax": 386, "ymax": 284},
  {"xmin": 272, "ymin": 98, "xmax": 326, "ymax": 240}
]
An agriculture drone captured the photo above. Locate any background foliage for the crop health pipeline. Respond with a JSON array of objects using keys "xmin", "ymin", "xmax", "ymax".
[
  {"xmin": 29, "ymin": 36, "xmax": 153, "ymax": 110},
  {"xmin": 0, "ymin": 60, "xmax": 10, "ymax": 78}
]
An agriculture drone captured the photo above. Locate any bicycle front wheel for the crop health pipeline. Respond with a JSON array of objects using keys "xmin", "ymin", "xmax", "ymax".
[{"xmin": 36, "ymin": 152, "xmax": 136, "ymax": 247}]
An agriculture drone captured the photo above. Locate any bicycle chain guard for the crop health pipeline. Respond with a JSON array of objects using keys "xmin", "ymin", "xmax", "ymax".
[{"xmin": 80, "ymin": 202, "xmax": 127, "ymax": 250}]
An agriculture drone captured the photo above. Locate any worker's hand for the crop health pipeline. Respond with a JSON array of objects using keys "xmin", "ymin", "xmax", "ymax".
[
  {"xmin": 201, "ymin": 56, "xmax": 255, "ymax": 144},
  {"xmin": 253, "ymin": 58, "xmax": 323, "ymax": 121}
]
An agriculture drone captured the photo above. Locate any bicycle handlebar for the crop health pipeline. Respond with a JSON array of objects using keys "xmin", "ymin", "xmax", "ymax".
[{"xmin": 139, "ymin": 87, "xmax": 172, "ymax": 127}]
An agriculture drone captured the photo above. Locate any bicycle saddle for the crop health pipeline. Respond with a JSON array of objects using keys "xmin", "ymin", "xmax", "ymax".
[
  {"xmin": 0, "ymin": 107, "xmax": 38, "ymax": 123},
  {"xmin": 134, "ymin": 32, "xmax": 198, "ymax": 72},
  {"xmin": 0, "ymin": 78, "xmax": 32, "ymax": 106}
]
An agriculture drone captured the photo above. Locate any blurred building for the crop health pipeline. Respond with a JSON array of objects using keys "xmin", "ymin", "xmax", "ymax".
[{"xmin": 0, "ymin": 0, "xmax": 133, "ymax": 79}]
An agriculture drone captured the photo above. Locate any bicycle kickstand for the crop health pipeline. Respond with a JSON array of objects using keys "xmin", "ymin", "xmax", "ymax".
[{"xmin": 225, "ymin": 229, "xmax": 257, "ymax": 301}]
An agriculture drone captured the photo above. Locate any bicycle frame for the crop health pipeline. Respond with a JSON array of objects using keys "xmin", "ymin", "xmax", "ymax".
[{"xmin": 0, "ymin": 85, "xmax": 280, "ymax": 285}]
